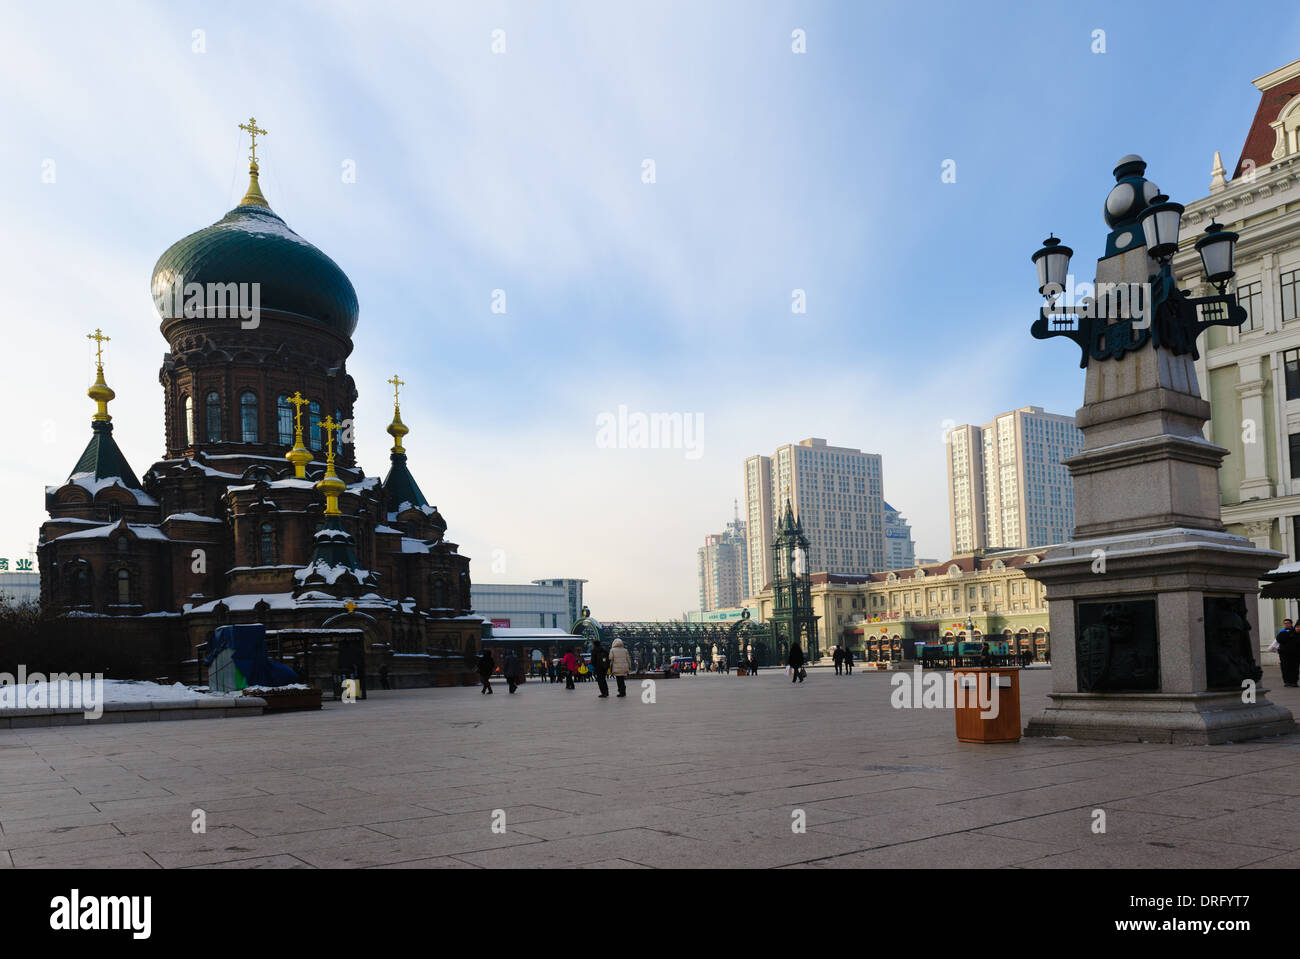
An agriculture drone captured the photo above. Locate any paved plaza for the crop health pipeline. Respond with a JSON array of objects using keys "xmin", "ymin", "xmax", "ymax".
[{"xmin": 2, "ymin": 667, "xmax": 1300, "ymax": 869}]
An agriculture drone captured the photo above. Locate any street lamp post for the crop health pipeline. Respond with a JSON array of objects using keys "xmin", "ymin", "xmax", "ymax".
[{"xmin": 1019, "ymin": 155, "xmax": 1294, "ymax": 744}]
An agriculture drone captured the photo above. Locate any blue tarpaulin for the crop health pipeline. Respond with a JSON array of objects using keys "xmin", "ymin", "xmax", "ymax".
[{"xmin": 206, "ymin": 624, "xmax": 300, "ymax": 689}]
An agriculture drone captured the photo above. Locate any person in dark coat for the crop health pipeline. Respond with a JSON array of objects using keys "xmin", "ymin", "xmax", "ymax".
[
  {"xmin": 833, "ymin": 646, "xmax": 843, "ymax": 675},
  {"xmin": 1277, "ymin": 618, "xmax": 1300, "ymax": 687},
  {"xmin": 477, "ymin": 649, "xmax": 496, "ymax": 695},
  {"xmin": 843, "ymin": 647, "xmax": 854, "ymax": 675},
  {"xmin": 591, "ymin": 640, "xmax": 610, "ymax": 698},
  {"xmin": 503, "ymin": 651, "xmax": 521, "ymax": 694},
  {"xmin": 788, "ymin": 642, "xmax": 805, "ymax": 683}
]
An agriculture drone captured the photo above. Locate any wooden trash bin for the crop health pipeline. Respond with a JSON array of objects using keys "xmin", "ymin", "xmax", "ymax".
[{"xmin": 953, "ymin": 667, "xmax": 1021, "ymax": 743}]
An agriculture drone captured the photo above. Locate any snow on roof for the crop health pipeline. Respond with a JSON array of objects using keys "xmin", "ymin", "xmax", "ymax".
[
  {"xmin": 57, "ymin": 523, "xmax": 170, "ymax": 542},
  {"xmin": 388, "ymin": 503, "xmax": 437, "ymax": 520},
  {"xmin": 219, "ymin": 212, "xmax": 317, "ymax": 248},
  {"xmin": 158, "ymin": 459, "xmax": 239, "ymax": 478},
  {"xmin": 294, "ymin": 562, "xmax": 377, "ymax": 585},
  {"xmin": 401, "ymin": 537, "xmax": 430, "ymax": 554},
  {"xmin": 374, "ymin": 524, "xmax": 402, "ymax": 535},
  {"xmin": 164, "ymin": 512, "xmax": 223, "ymax": 523},
  {"xmin": 186, "ymin": 592, "xmax": 300, "ymax": 613},
  {"xmin": 61, "ymin": 473, "xmax": 159, "ymax": 506},
  {"xmin": 488, "ymin": 627, "xmax": 581, "ymax": 638},
  {"xmin": 349, "ymin": 476, "xmax": 380, "ymax": 491}
]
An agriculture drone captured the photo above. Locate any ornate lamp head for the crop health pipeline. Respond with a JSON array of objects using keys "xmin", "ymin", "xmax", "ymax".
[
  {"xmin": 1138, "ymin": 194, "xmax": 1185, "ymax": 263},
  {"xmin": 1194, "ymin": 221, "xmax": 1239, "ymax": 290},
  {"xmin": 1032, "ymin": 235, "xmax": 1073, "ymax": 298}
]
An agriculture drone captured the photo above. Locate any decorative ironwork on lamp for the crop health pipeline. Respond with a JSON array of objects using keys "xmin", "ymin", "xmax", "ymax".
[{"xmin": 1030, "ymin": 156, "xmax": 1245, "ymax": 368}]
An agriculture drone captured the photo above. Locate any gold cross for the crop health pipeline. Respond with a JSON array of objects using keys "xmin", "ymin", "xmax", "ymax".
[
  {"xmin": 387, "ymin": 373, "xmax": 404, "ymax": 409},
  {"xmin": 321, "ymin": 414, "xmax": 339, "ymax": 460},
  {"xmin": 238, "ymin": 116, "xmax": 268, "ymax": 165},
  {"xmin": 87, "ymin": 329, "xmax": 110, "ymax": 370},
  {"xmin": 287, "ymin": 391, "xmax": 310, "ymax": 433}
]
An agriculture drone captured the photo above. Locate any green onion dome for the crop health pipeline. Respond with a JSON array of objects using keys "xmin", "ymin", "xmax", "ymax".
[{"xmin": 150, "ymin": 170, "xmax": 358, "ymax": 338}]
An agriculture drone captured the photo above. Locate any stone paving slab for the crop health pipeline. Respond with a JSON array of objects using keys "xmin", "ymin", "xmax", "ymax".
[{"xmin": 2, "ymin": 667, "xmax": 1300, "ymax": 867}]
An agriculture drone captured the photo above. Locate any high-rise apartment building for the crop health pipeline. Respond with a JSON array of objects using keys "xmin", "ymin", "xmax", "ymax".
[
  {"xmin": 744, "ymin": 438, "xmax": 885, "ymax": 595},
  {"xmin": 696, "ymin": 507, "xmax": 748, "ymax": 612},
  {"xmin": 743, "ymin": 455, "xmax": 774, "ymax": 598},
  {"xmin": 946, "ymin": 407, "xmax": 1082, "ymax": 555},
  {"xmin": 883, "ymin": 502, "xmax": 916, "ymax": 569}
]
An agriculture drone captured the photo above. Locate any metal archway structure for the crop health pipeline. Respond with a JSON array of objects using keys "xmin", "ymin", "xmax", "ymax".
[{"xmin": 570, "ymin": 612, "xmax": 779, "ymax": 668}]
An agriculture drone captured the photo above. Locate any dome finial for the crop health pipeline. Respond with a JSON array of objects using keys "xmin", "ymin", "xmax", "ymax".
[
  {"xmin": 386, "ymin": 373, "xmax": 409, "ymax": 454},
  {"xmin": 86, "ymin": 328, "xmax": 115, "ymax": 422},
  {"xmin": 237, "ymin": 116, "xmax": 270, "ymax": 208},
  {"xmin": 284, "ymin": 391, "xmax": 313, "ymax": 478},
  {"xmin": 316, "ymin": 415, "xmax": 346, "ymax": 515}
]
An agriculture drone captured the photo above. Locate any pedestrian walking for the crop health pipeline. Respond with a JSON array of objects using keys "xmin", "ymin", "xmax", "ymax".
[
  {"xmin": 562, "ymin": 648, "xmax": 578, "ymax": 690},
  {"xmin": 503, "ymin": 650, "xmax": 520, "ymax": 694},
  {"xmin": 476, "ymin": 649, "xmax": 496, "ymax": 695},
  {"xmin": 844, "ymin": 647, "xmax": 854, "ymax": 675},
  {"xmin": 591, "ymin": 640, "xmax": 610, "ymax": 698},
  {"xmin": 833, "ymin": 646, "xmax": 843, "ymax": 675},
  {"xmin": 788, "ymin": 642, "xmax": 805, "ymax": 683},
  {"xmin": 1277, "ymin": 618, "xmax": 1300, "ymax": 687},
  {"xmin": 609, "ymin": 638, "xmax": 632, "ymax": 698}
]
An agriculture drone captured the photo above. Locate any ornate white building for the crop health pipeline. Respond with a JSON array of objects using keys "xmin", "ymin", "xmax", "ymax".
[{"xmin": 1176, "ymin": 56, "xmax": 1300, "ymax": 654}]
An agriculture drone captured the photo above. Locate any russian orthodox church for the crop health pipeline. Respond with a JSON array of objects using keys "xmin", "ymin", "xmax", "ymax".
[{"xmin": 36, "ymin": 121, "xmax": 482, "ymax": 684}]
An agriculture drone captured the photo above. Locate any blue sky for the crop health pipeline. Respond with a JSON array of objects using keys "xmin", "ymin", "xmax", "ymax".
[{"xmin": 2, "ymin": 0, "xmax": 1298, "ymax": 618}]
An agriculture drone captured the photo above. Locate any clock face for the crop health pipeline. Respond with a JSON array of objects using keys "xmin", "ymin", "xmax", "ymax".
[{"xmin": 1114, "ymin": 230, "xmax": 1134, "ymax": 249}]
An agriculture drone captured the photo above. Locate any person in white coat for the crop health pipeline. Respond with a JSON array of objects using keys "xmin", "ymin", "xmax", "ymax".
[{"xmin": 609, "ymin": 638, "xmax": 632, "ymax": 698}]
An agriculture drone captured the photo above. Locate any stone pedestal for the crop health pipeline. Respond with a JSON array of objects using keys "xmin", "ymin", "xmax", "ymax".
[{"xmin": 1023, "ymin": 215, "xmax": 1295, "ymax": 744}]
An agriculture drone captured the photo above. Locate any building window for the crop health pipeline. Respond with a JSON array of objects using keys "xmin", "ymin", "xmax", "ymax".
[
  {"xmin": 309, "ymin": 401, "xmax": 322, "ymax": 451},
  {"xmin": 1283, "ymin": 269, "xmax": 1300, "ymax": 324},
  {"xmin": 72, "ymin": 564, "xmax": 91, "ymax": 606},
  {"xmin": 116, "ymin": 569, "xmax": 130, "ymax": 605},
  {"xmin": 1238, "ymin": 280, "xmax": 1263, "ymax": 331},
  {"xmin": 1286, "ymin": 350, "xmax": 1300, "ymax": 401},
  {"xmin": 1291, "ymin": 434, "xmax": 1300, "ymax": 479},
  {"xmin": 205, "ymin": 392, "xmax": 221, "ymax": 443},
  {"xmin": 184, "ymin": 395, "xmax": 195, "ymax": 446},
  {"xmin": 259, "ymin": 522, "xmax": 276, "ymax": 566},
  {"xmin": 240, "ymin": 391, "xmax": 259, "ymax": 443},
  {"xmin": 277, "ymin": 396, "xmax": 294, "ymax": 447}
]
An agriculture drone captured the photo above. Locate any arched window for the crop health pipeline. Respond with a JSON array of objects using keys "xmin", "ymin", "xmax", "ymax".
[
  {"xmin": 240, "ymin": 391, "xmax": 259, "ymax": 443},
  {"xmin": 205, "ymin": 392, "xmax": 221, "ymax": 443},
  {"xmin": 116, "ymin": 569, "xmax": 130, "ymax": 605},
  {"xmin": 72, "ymin": 564, "xmax": 91, "ymax": 606},
  {"xmin": 308, "ymin": 401, "xmax": 321, "ymax": 451},
  {"xmin": 259, "ymin": 522, "xmax": 276, "ymax": 566},
  {"xmin": 277, "ymin": 396, "xmax": 294, "ymax": 447},
  {"xmin": 184, "ymin": 395, "xmax": 195, "ymax": 446},
  {"xmin": 335, "ymin": 408, "xmax": 344, "ymax": 454}
]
